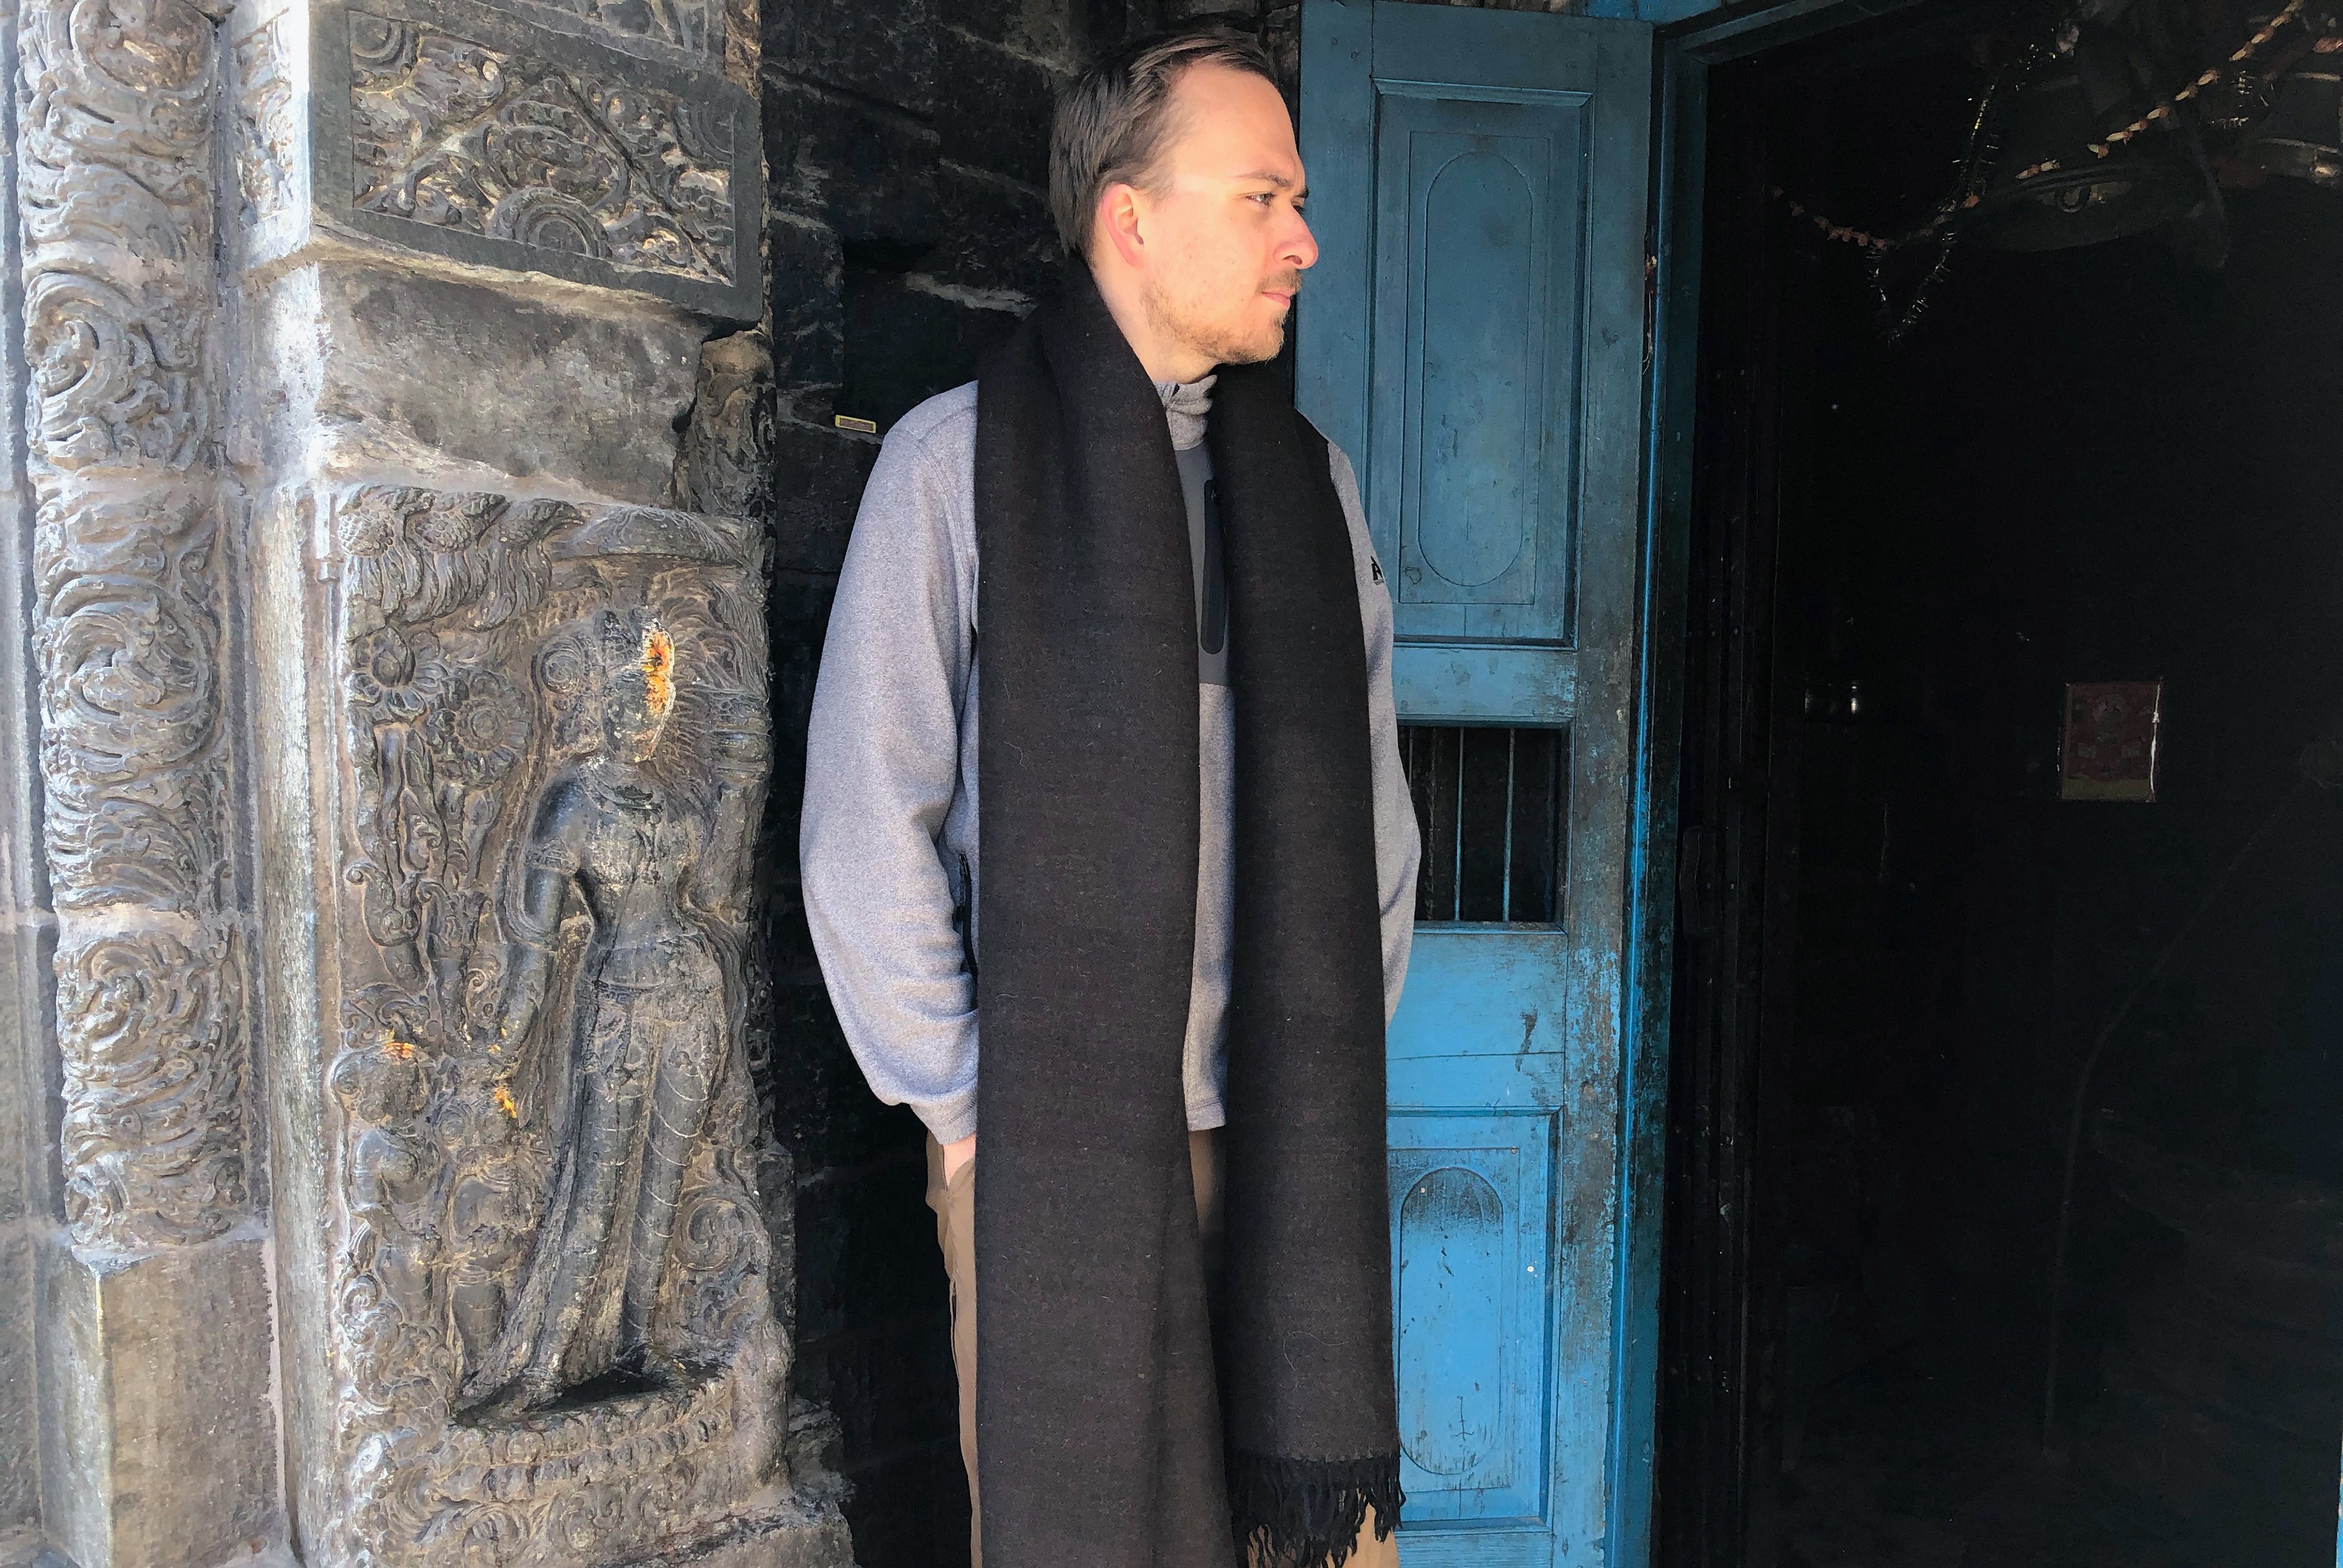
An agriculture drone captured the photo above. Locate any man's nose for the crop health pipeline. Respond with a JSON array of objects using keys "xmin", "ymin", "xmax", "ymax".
[{"xmin": 1285, "ymin": 212, "xmax": 1320, "ymax": 272}]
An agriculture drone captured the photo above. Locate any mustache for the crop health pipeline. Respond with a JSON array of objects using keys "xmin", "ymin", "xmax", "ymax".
[{"xmin": 1265, "ymin": 272, "xmax": 1302, "ymax": 296}]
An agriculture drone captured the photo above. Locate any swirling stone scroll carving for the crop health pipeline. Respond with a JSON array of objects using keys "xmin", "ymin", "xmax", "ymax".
[
  {"xmin": 19, "ymin": 0, "xmax": 250, "ymax": 1250},
  {"xmin": 57, "ymin": 927, "xmax": 250, "ymax": 1246},
  {"xmin": 33, "ymin": 488, "xmax": 229, "ymax": 912},
  {"xmin": 19, "ymin": 0, "xmax": 216, "ymax": 470},
  {"xmin": 323, "ymin": 483, "xmax": 796, "ymax": 1565}
]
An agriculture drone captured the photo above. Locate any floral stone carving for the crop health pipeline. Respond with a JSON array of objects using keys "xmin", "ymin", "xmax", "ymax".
[
  {"xmin": 346, "ymin": 10, "xmax": 733, "ymax": 281},
  {"xmin": 57, "ymin": 926, "xmax": 250, "ymax": 1247},
  {"xmin": 299, "ymin": 0, "xmax": 759, "ymax": 321},
  {"xmin": 323, "ymin": 483, "xmax": 793, "ymax": 1564}
]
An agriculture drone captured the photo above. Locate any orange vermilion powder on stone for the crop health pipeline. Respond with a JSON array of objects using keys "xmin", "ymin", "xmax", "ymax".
[{"xmin": 641, "ymin": 624, "xmax": 675, "ymax": 717}]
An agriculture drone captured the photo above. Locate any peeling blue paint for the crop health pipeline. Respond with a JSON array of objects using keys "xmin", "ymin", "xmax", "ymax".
[{"xmin": 1300, "ymin": 4, "xmax": 1660, "ymax": 1561}]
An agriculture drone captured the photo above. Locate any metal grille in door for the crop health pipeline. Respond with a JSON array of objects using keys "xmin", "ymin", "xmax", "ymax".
[{"xmin": 1401, "ymin": 724, "xmax": 1570, "ymax": 924}]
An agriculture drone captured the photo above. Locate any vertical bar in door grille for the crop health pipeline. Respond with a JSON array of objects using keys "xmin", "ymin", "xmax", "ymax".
[
  {"xmin": 1401, "ymin": 724, "xmax": 1570, "ymax": 923},
  {"xmin": 1404, "ymin": 725, "xmax": 1459, "ymax": 920}
]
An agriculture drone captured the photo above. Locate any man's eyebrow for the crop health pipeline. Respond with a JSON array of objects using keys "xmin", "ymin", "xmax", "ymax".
[{"xmin": 1234, "ymin": 170, "xmax": 1302, "ymax": 191}]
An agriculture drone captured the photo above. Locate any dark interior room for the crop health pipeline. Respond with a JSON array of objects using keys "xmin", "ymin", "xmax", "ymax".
[{"xmin": 1667, "ymin": 9, "xmax": 2343, "ymax": 1566}]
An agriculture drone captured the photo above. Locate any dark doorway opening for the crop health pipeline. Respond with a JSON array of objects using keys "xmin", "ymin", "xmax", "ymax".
[{"xmin": 1662, "ymin": 13, "xmax": 2343, "ymax": 1567}]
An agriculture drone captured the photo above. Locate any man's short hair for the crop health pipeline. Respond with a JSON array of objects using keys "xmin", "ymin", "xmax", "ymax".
[{"xmin": 1048, "ymin": 19, "xmax": 1282, "ymax": 261}]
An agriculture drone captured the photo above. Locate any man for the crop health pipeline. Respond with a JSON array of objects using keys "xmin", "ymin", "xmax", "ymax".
[{"xmin": 801, "ymin": 22, "xmax": 1419, "ymax": 1567}]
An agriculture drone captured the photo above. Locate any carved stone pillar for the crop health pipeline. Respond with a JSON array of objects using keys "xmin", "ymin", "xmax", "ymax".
[
  {"xmin": 15, "ymin": 0, "xmax": 278, "ymax": 1560},
  {"xmin": 4, "ymin": 0, "xmax": 850, "ymax": 1547},
  {"xmin": 2, "ymin": 0, "xmax": 48, "ymax": 1547},
  {"xmin": 218, "ymin": 0, "xmax": 851, "ymax": 1557}
]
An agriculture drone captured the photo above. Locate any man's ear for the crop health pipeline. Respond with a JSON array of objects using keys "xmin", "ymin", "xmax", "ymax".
[{"xmin": 1096, "ymin": 181, "xmax": 1149, "ymax": 272}]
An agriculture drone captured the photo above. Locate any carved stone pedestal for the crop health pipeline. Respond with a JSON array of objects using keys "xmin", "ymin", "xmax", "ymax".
[{"xmin": 35, "ymin": 1233, "xmax": 277, "ymax": 1568}]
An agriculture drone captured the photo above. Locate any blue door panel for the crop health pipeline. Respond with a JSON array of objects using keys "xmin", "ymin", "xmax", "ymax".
[
  {"xmin": 1300, "ymin": 2, "xmax": 1656, "ymax": 1564},
  {"xmin": 1389, "ymin": 1112, "xmax": 1556, "ymax": 1523},
  {"xmin": 1370, "ymin": 85, "xmax": 1587, "ymax": 644},
  {"xmin": 1387, "ymin": 931, "xmax": 1573, "ymax": 1062},
  {"xmin": 1407, "ymin": 132, "xmax": 1547, "ymax": 605},
  {"xmin": 1391, "ymin": 645, "xmax": 1578, "ymax": 725}
]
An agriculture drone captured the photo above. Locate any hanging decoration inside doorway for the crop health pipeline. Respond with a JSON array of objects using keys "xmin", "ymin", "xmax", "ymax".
[
  {"xmin": 1777, "ymin": 0, "xmax": 2343, "ymax": 342},
  {"xmin": 1965, "ymin": 21, "xmax": 2207, "ymax": 253},
  {"xmin": 1776, "ymin": 47, "xmax": 2028, "ymax": 342},
  {"xmin": 2240, "ymin": 57, "xmax": 2343, "ymax": 178}
]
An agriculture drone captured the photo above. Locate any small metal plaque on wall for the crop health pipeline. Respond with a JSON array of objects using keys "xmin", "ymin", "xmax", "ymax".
[{"xmin": 2062, "ymin": 680, "xmax": 2163, "ymax": 802}]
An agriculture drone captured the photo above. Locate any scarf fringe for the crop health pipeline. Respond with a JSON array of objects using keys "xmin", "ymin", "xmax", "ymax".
[{"xmin": 1227, "ymin": 1451, "xmax": 1403, "ymax": 1568}]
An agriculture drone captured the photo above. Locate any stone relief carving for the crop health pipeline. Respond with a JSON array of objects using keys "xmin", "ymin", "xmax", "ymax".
[
  {"xmin": 20, "ymin": 0, "xmax": 215, "ymax": 472},
  {"xmin": 324, "ymin": 483, "xmax": 785, "ymax": 1564},
  {"xmin": 19, "ymin": 0, "xmax": 250, "ymax": 1250},
  {"xmin": 499, "ymin": 0, "xmax": 719, "ymax": 64},
  {"xmin": 33, "ymin": 488, "xmax": 229, "ymax": 912},
  {"xmin": 346, "ymin": 10, "xmax": 737, "ymax": 286},
  {"xmin": 226, "ymin": 0, "xmax": 759, "ymax": 319},
  {"xmin": 669, "ymin": 332, "xmax": 774, "ymax": 522},
  {"xmin": 57, "ymin": 927, "xmax": 251, "ymax": 1246},
  {"xmin": 235, "ymin": 9, "xmax": 303, "ymax": 230}
]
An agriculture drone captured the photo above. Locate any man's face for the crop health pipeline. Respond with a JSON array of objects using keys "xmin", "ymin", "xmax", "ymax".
[{"xmin": 1129, "ymin": 63, "xmax": 1317, "ymax": 370}]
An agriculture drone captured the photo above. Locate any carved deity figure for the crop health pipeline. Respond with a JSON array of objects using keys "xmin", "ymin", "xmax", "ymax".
[{"xmin": 460, "ymin": 608, "xmax": 755, "ymax": 1419}]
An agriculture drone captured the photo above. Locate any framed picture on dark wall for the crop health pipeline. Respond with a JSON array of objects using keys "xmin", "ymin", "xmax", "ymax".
[{"xmin": 2061, "ymin": 680, "xmax": 2163, "ymax": 802}]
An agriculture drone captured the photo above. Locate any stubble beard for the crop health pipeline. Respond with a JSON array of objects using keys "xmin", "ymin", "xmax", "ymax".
[{"xmin": 1144, "ymin": 275, "xmax": 1289, "ymax": 372}]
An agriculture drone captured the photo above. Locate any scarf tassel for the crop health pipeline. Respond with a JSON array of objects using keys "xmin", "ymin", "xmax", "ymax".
[{"xmin": 1227, "ymin": 1450, "xmax": 1404, "ymax": 1568}]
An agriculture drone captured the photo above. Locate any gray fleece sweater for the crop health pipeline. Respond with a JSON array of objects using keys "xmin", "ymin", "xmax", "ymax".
[{"xmin": 801, "ymin": 377, "xmax": 1421, "ymax": 1145}]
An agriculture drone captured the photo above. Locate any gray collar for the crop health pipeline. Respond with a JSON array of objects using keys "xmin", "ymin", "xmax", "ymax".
[{"xmin": 1155, "ymin": 374, "xmax": 1217, "ymax": 451}]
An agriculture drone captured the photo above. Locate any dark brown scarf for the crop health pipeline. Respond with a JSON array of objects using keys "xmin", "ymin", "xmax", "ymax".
[{"xmin": 972, "ymin": 264, "xmax": 1400, "ymax": 1567}]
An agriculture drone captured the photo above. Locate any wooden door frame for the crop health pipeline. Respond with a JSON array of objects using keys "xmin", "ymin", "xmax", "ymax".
[
  {"xmin": 1637, "ymin": 4, "xmax": 1932, "ymax": 1565},
  {"xmin": 1286, "ymin": 6, "xmax": 1929, "ymax": 1563}
]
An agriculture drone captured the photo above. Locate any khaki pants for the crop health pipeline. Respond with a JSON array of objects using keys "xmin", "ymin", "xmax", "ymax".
[{"xmin": 925, "ymin": 1132, "xmax": 1398, "ymax": 1568}]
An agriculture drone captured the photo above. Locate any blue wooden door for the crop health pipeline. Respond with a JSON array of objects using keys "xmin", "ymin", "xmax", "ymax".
[{"xmin": 1298, "ymin": 5, "xmax": 1662, "ymax": 1564}]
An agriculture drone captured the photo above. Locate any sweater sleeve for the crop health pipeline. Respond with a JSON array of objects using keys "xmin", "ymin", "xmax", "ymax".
[
  {"xmin": 1327, "ymin": 441, "xmax": 1423, "ymax": 1022},
  {"xmin": 800, "ymin": 393, "xmax": 982, "ymax": 1144}
]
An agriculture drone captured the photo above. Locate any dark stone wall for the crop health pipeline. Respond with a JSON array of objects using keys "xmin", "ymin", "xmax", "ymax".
[{"xmin": 756, "ymin": 4, "xmax": 1286, "ymax": 1563}]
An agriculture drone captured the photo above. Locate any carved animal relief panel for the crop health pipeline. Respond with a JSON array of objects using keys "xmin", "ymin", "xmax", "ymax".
[{"xmin": 323, "ymin": 483, "xmax": 780, "ymax": 1566}]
